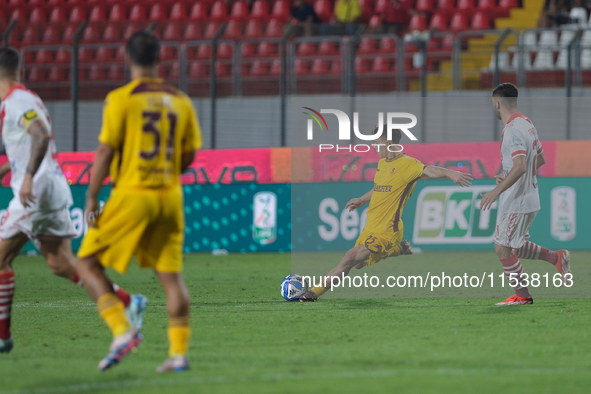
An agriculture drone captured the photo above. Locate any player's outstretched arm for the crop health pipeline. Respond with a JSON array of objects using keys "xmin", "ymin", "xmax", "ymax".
[
  {"xmin": 536, "ymin": 151, "xmax": 546, "ymax": 169},
  {"xmin": 85, "ymin": 142, "xmax": 115, "ymax": 226},
  {"xmin": 345, "ymin": 189, "xmax": 373, "ymax": 212},
  {"xmin": 423, "ymin": 166, "xmax": 473, "ymax": 187},
  {"xmin": 20, "ymin": 119, "xmax": 51, "ymax": 207},
  {"xmin": 0, "ymin": 162, "xmax": 11, "ymax": 182},
  {"xmin": 480, "ymin": 156, "xmax": 526, "ymax": 211}
]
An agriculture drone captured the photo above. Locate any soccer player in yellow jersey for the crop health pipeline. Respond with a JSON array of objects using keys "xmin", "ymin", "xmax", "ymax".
[
  {"xmin": 74, "ymin": 32, "xmax": 202, "ymax": 372},
  {"xmin": 300, "ymin": 127, "xmax": 473, "ymax": 301}
]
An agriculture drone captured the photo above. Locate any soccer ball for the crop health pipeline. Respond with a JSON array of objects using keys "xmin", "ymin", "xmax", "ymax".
[{"xmin": 280, "ymin": 274, "xmax": 309, "ymax": 301}]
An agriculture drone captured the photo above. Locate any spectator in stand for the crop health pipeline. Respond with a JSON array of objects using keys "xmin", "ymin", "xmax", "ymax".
[
  {"xmin": 568, "ymin": 0, "xmax": 588, "ymax": 25},
  {"xmin": 291, "ymin": 0, "xmax": 321, "ymax": 36},
  {"xmin": 538, "ymin": 0, "xmax": 572, "ymax": 27},
  {"xmin": 334, "ymin": 0, "xmax": 362, "ymax": 35},
  {"xmin": 381, "ymin": 0, "xmax": 412, "ymax": 35}
]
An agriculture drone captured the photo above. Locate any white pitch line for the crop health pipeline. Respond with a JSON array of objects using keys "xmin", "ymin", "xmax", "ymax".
[{"xmin": 1, "ymin": 366, "xmax": 588, "ymax": 394}]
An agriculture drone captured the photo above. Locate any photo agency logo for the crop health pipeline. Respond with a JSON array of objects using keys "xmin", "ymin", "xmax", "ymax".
[{"xmin": 302, "ymin": 108, "xmax": 419, "ymax": 152}]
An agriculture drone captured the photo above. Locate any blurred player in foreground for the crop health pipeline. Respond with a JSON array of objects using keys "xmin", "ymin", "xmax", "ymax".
[
  {"xmin": 0, "ymin": 48, "xmax": 145, "ymax": 354},
  {"xmin": 299, "ymin": 127, "xmax": 473, "ymax": 301},
  {"xmin": 480, "ymin": 83, "xmax": 570, "ymax": 305},
  {"xmin": 74, "ymin": 31, "xmax": 202, "ymax": 372}
]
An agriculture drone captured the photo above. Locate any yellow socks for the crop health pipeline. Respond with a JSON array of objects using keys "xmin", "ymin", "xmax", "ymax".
[
  {"xmin": 312, "ymin": 285, "xmax": 329, "ymax": 297},
  {"xmin": 97, "ymin": 293, "xmax": 131, "ymax": 337},
  {"xmin": 168, "ymin": 316, "xmax": 190, "ymax": 357}
]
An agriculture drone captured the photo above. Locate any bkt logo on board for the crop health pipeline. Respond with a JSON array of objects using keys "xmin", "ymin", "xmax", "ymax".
[
  {"xmin": 413, "ymin": 186, "xmax": 497, "ymax": 244},
  {"xmin": 302, "ymin": 108, "xmax": 418, "ymax": 152}
]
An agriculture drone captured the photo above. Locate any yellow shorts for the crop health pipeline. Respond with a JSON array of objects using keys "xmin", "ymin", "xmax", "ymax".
[
  {"xmin": 354, "ymin": 225, "xmax": 404, "ymax": 267},
  {"xmin": 78, "ymin": 186, "xmax": 184, "ymax": 274}
]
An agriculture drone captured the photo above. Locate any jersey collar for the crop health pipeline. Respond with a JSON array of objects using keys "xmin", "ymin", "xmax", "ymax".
[
  {"xmin": 385, "ymin": 153, "xmax": 406, "ymax": 163},
  {"xmin": 3, "ymin": 83, "xmax": 26, "ymax": 101},
  {"xmin": 506, "ymin": 112, "xmax": 523, "ymax": 124}
]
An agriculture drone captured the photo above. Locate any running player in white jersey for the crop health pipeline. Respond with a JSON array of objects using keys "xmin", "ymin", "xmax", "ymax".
[
  {"xmin": 480, "ymin": 83, "xmax": 570, "ymax": 306},
  {"xmin": 0, "ymin": 47, "xmax": 145, "ymax": 354}
]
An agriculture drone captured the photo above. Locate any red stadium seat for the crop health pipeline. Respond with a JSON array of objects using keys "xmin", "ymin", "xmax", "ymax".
[
  {"xmin": 197, "ymin": 44, "xmax": 211, "ymax": 59},
  {"xmin": 355, "ymin": 57, "xmax": 371, "ymax": 73},
  {"xmin": 223, "ymin": 20, "xmax": 243, "ymax": 40},
  {"xmin": 103, "ymin": 23, "xmax": 121, "ymax": 41},
  {"xmin": 189, "ymin": 2, "xmax": 209, "ymax": 22},
  {"xmin": 48, "ymin": 67, "xmax": 67, "ymax": 82},
  {"xmin": 415, "ymin": 0, "xmax": 434, "ymax": 14},
  {"xmin": 330, "ymin": 60, "xmax": 342, "ymax": 74},
  {"xmin": 88, "ymin": 65, "xmax": 106, "ymax": 81},
  {"xmin": 34, "ymin": 49, "xmax": 55, "ymax": 64},
  {"xmin": 318, "ymin": 41, "xmax": 339, "ymax": 56},
  {"xmin": 184, "ymin": 23, "xmax": 202, "ymax": 41},
  {"xmin": 450, "ymin": 12, "xmax": 469, "ymax": 30},
  {"xmin": 162, "ymin": 23, "xmax": 181, "ymax": 41},
  {"xmin": 62, "ymin": 23, "xmax": 78, "ymax": 42},
  {"xmin": 9, "ymin": 8, "xmax": 27, "ymax": 21},
  {"xmin": 209, "ymin": 0, "xmax": 229, "ymax": 22},
  {"xmin": 230, "ymin": 0, "xmax": 249, "ymax": 21},
  {"xmin": 95, "ymin": 47, "xmax": 114, "ymax": 62},
  {"xmin": 55, "ymin": 48, "xmax": 70, "ymax": 64},
  {"xmin": 408, "ymin": 14, "xmax": 427, "ymax": 31},
  {"xmin": 311, "ymin": 59, "xmax": 330, "ymax": 75},
  {"xmin": 27, "ymin": 67, "xmax": 45, "ymax": 83},
  {"xmin": 49, "ymin": 7, "xmax": 68, "ymax": 23},
  {"xmin": 8, "ymin": 0, "xmax": 25, "ymax": 9},
  {"xmin": 82, "ymin": 24, "xmax": 101, "ymax": 42},
  {"xmin": 47, "ymin": 0, "xmax": 64, "ymax": 6},
  {"xmin": 294, "ymin": 59, "xmax": 310, "ymax": 75},
  {"xmin": 129, "ymin": 4, "xmax": 147, "ymax": 21},
  {"xmin": 107, "ymin": 65, "xmax": 125, "ymax": 81},
  {"xmin": 114, "ymin": 46, "xmax": 125, "ymax": 62},
  {"xmin": 215, "ymin": 61, "xmax": 231, "ymax": 77},
  {"xmin": 89, "ymin": 5, "xmax": 107, "ymax": 22},
  {"xmin": 244, "ymin": 20, "xmax": 264, "ymax": 38},
  {"xmin": 251, "ymin": 0, "xmax": 270, "ymax": 21},
  {"xmin": 457, "ymin": 0, "xmax": 475, "ymax": 14},
  {"xmin": 471, "ymin": 11, "xmax": 490, "ymax": 29},
  {"xmin": 169, "ymin": 2, "xmax": 187, "ymax": 21},
  {"xmin": 250, "ymin": 60, "xmax": 269, "ymax": 76},
  {"xmin": 314, "ymin": 0, "xmax": 333, "ymax": 22},
  {"xmin": 297, "ymin": 42, "xmax": 316, "ymax": 57},
  {"xmin": 161, "ymin": 46, "xmax": 177, "ymax": 60},
  {"xmin": 374, "ymin": 0, "xmax": 389, "ymax": 14},
  {"xmin": 372, "ymin": 56, "xmax": 391, "ymax": 72},
  {"xmin": 29, "ymin": 7, "xmax": 46, "ymax": 23},
  {"xmin": 28, "ymin": 0, "xmax": 44, "ymax": 7},
  {"xmin": 189, "ymin": 62, "xmax": 209, "ymax": 78},
  {"xmin": 441, "ymin": 35, "xmax": 454, "ymax": 50},
  {"xmin": 218, "ymin": 43, "xmax": 233, "ymax": 59},
  {"xmin": 270, "ymin": 59, "xmax": 281, "ymax": 76},
  {"xmin": 108, "ymin": 4, "xmax": 126, "ymax": 22},
  {"xmin": 357, "ymin": 37, "xmax": 376, "ymax": 55},
  {"xmin": 21, "ymin": 25, "xmax": 40, "ymax": 46},
  {"xmin": 477, "ymin": 0, "xmax": 496, "ymax": 12},
  {"xmin": 149, "ymin": 3, "xmax": 167, "ymax": 21},
  {"xmin": 122, "ymin": 23, "xmax": 143, "ymax": 41},
  {"xmin": 257, "ymin": 42, "xmax": 277, "ymax": 57},
  {"xmin": 42, "ymin": 24, "xmax": 61, "ymax": 44},
  {"xmin": 169, "ymin": 63, "xmax": 180, "ymax": 80},
  {"xmin": 68, "ymin": 6, "xmax": 86, "ymax": 23},
  {"xmin": 498, "ymin": 0, "xmax": 518, "ymax": 9},
  {"xmin": 437, "ymin": 0, "xmax": 456, "ymax": 16},
  {"xmin": 271, "ymin": 0, "xmax": 291, "ymax": 22},
  {"xmin": 429, "ymin": 12, "xmax": 448, "ymax": 30},
  {"xmin": 264, "ymin": 18, "xmax": 283, "ymax": 38},
  {"xmin": 204, "ymin": 21, "xmax": 222, "ymax": 39},
  {"xmin": 78, "ymin": 47, "xmax": 94, "ymax": 63},
  {"xmin": 241, "ymin": 42, "xmax": 256, "ymax": 58},
  {"xmin": 379, "ymin": 37, "xmax": 397, "ymax": 53},
  {"xmin": 368, "ymin": 14, "xmax": 381, "ymax": 27}
]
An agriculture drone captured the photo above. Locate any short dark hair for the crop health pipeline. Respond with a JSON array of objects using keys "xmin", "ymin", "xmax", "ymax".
[
  {"xmin": 374, "ymin": 124, "xmax": 402, "ymax": 144},
  {"xmin": 0, "ymin": 47, "xmax": 20, "ymax": 79},
  {"xmin": 127, "ymin": 31, "xmax": 160, "ymax": 67},
  {"xmin": 492, "ymin": 82, "xmax": 518, "ymax": 108}
]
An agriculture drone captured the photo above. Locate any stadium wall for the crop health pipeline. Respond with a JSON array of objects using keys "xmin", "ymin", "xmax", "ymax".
[{"xmin": 46, "ymin": 95, "xmax": 591, "ymax": 151}]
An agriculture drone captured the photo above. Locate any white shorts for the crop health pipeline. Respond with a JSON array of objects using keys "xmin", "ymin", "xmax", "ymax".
[
  {"xmin": 493, "ymin": 211, "xmax": 537, "ymax": 249},
  {"xmin": 0, "ymin": 199, "xmax": 76, "ymax": 244}
]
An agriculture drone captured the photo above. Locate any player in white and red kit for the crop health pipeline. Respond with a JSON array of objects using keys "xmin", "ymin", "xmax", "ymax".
[
  {"xmin": 0, "ymin": 48, "xmax": 145, "ymax": 353},
  {"xmin": 480, "ymin": 83, "xmax": 571, "ymax": 305}
]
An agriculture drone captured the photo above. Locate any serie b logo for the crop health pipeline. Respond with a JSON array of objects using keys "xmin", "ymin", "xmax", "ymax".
[{"xmin": 253, "ymin": 192, "xmax": 277, "ymax": 245}]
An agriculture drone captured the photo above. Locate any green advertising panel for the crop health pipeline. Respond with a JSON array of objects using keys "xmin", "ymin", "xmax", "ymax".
[
  {"xmin": 0, "ymin": 183, "xmax": 291, "ymax": 254},
  {"xmin": 292, "ymin": 177, "xmax": 590, "ymax": 251}
]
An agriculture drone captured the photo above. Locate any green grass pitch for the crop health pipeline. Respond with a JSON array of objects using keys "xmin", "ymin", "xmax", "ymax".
[{"xmin": 1, "ymin": 251, "xmax": 591, "ymax": 394}]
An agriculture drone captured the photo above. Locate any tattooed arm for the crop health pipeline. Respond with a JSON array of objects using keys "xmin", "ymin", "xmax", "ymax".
[{"xmin": 20, "ymin": 119, "xmax": 50, "ymax": 207}]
